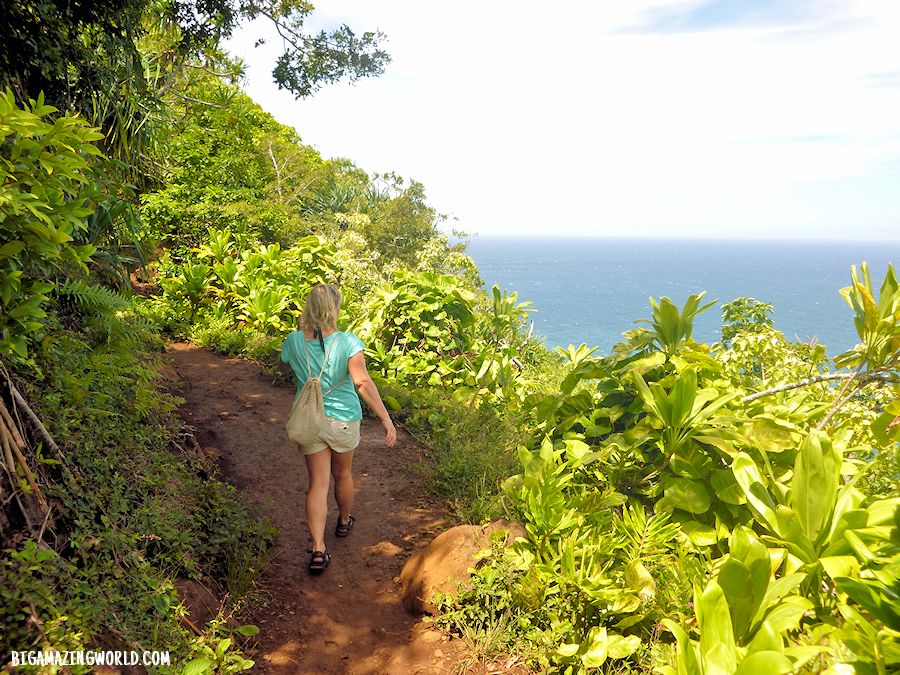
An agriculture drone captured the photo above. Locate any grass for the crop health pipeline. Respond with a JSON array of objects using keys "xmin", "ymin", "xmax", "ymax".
[{"xmin": 376, "ymin": 377, "xmax": 527, "ymax": 523}]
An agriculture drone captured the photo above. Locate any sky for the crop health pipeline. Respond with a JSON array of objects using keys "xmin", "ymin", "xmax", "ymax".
[{"xmin": 224, "ymin": 1, "xmax": 900, "ymax": 239}]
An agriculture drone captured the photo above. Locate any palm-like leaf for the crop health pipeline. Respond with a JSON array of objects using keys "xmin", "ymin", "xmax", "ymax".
[
  {"xmin": 638, "ymin": 292, "xmax": 717, "ymax": 358},
  {"xmin": 837, "ymin": 263, "xmax": 900, "ymax": 371},
  {"xmin": 614, "ymin": 504, "xmax": 680, "ymax": 562}
]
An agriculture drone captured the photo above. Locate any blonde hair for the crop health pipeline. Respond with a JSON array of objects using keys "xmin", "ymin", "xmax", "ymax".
[{"xmin": 301, "ymin": 284, "xmax": 342, "ymax": 333}]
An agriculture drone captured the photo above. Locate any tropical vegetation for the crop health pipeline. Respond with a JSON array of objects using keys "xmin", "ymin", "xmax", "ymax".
[{"xmin": 0, "ymin": 1, "xmax": 897, "ymax": 673}]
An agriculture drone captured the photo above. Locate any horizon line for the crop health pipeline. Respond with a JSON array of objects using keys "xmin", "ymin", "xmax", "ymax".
[{"xmin": 454, "ymin": 233, "xmax": 900, "ymax": 244}]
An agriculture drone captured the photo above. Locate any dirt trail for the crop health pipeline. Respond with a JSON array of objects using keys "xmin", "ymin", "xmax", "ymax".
[{"xmin": 168, "ymin": 343, "xmax": 469, "ymax": 674}]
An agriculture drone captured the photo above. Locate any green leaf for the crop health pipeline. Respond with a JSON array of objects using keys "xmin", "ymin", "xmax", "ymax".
[
  {"xmin": 697, "ymin": 581, "xmax": 737, "ymax": 675},
  {"xmin": 732, "ymin": 453, "xmax": 779, "ymax": 533},
  {"xmin": 865, "ymin": 498, "xmax": 900, "ymax": 527},
  {"xmin": 752, "ymin": 573, "xmax": 805, "ymax": 631},
  {"xmin": 681, "ymin": 519, "xmax": 719, "ymax": 546},
  {"xmin": 662, "ymin": 619, "xmax": 703, "ymax": 675},
  {"xmin": 624, "ymin": 560, "xmax": 656, "ymax": 600},
  {"xmin": 762, "ymin": 596, "xmax": 812, "ymax": 634},
  {"xmin": 660, "ymin": 477, "xmax": 711, "ymax": 514},
  {"xmin": 745, "ymin": 620, "xmax": 782, "ymax": 654},
  {"xmin": 792, "ymin": 431, "xmax": 841, "ymax": 545},
  {"xmin": 718, "ymin": 551, "xmax": 769, "ymax": 640},
  {"xmin": 607, "ymin": 633, "xmax": 641, "ymax": 659},
  {"xmin": 182, "ymin": 658, "xmax": 211, "ymax": 675},
  {"xmin": 825, "ymin": 508, "xmax": 869, "ymax": 556},
  {"xmin": 671, "ymin": 441, "xmax": 714, "ymax": 479},
  {"xmin": 746, "ymin": 416, "xmax": 799, "ymax": 453},
  {"xmin": 234, "ymin": 624, "xmax": 260, "ymax": 636},
  {"xmin": 735, "ymin": 651, "xmax": 793, "ymax": 674},
  {"xmin": 774, "ymin": 506, "xmax": 816, "ymax": 562},
  {"xmin": 152, "ymin": 594, "xmax": 171, "ymax": 615},
  {"xmin": 834, "ymin": 576, "xmax": 900, "ymax": 627},
  {"xmin": 782, "ymin": 645, "xmax": 828, "ymax": 670},
  {"xmin": 671, "ymin": 368, "xmax": 698, "ymax": 426},
  {"xmin": 711, "ymin": 469, "xmax": 746, "ymax": 505},
  {"xmin": 581, "ymin": 626, "xmax": 607, "ymax": 668},
  {"xmin": 871, "ymin": 401, "xmax": 900, "ymax": 443},
  {"xmin": 632, "ymin": 371, "xmax": 657, "ymax": 413},
  {"xmin": 557, "ymin": 643, "xmax": 579, "ymax": 658},
  {"xmin": 819, "ymin": 556, "xmax": 859, "ymax": 579},
  {"xmin": 0, "ymin": 241, "xmax": 25, "ymax": 258}
]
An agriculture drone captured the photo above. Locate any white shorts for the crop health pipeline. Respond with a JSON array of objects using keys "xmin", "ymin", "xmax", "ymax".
[{"xmin": 299, "ymin": 416, "xmax": 361, "ymax": 455}]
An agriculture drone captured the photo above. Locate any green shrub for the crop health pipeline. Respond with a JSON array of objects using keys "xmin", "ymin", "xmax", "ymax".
[
  {"xmin": 1, "ymin": 318, "xmax": 273, "ymax": 664},
  {"xmin": 0, "ymin": 89, "xmax": 103, "ymax": 361},
  {"xmin": 437, "ymin": 267, "xmax": 900, "ymax": 673},
  {"xmin": 375, "ymin": 376, "xmax": 525, "ymax": 522}
]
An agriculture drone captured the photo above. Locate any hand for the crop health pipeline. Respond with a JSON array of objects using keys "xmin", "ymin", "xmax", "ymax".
[{"xmin": 382, "ymin": 418, "xmax": 397, "ymax": 448}]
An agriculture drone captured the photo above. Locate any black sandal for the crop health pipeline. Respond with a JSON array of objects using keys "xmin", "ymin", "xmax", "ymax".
[
  {"xmin": 308, "ymin": 549, "xmax": 331, "ymax": 573},
  {"xmin": 335, "ymin": 515, "xmax": 356, "ymax": 537}
]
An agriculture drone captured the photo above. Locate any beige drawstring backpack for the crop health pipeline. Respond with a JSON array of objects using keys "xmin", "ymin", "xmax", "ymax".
[{"xmin": 285, "ymin": 335, "xmax": 344, "ymax": 447}]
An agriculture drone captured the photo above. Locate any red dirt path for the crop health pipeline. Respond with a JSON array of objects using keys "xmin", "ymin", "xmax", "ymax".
[{"xmin": 167, "ymin": 343, "xmax": 471, "ymax": 674}]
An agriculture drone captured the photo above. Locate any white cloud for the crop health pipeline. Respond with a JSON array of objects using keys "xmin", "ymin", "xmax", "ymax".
[{"xmin": 224, "ymin": 1, "xmax": 900, "ymax": 239}]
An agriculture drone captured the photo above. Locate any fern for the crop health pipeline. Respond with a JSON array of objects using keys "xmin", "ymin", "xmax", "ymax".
[
  {"xmin": 57, "ymin": 279, "xmax": 130, "ymax": 314},
  {"xmin": 84, "ymin": 313, "xmax": 156, "ymax": 347},
  {"xmin": 614, "ymin": 504, "xmax": 680, "ymax": 562}
]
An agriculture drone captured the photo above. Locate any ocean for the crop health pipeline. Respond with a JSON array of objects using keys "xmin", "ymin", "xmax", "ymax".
[{"xmin": 463, "ymin": 237, "xmax": 899, "ymax": 356}]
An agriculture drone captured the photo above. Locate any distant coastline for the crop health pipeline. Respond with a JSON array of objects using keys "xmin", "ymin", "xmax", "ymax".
[
  {"xmin": 463, "ymin": 236, "xmax": 899, "ymax": 355},
  {"xmin": 459, "ymin": 233, "xmax": 900, "ymax": 244}
]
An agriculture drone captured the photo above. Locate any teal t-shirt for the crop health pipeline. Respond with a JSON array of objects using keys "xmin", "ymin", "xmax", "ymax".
[{"xmin": 280, "ymin": 331, "xmax": 366, "ymax": 422}]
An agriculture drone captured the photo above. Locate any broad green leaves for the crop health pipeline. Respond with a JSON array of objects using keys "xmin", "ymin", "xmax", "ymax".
[
  {"xmin": 658, "ymin": 477, "xmax": 711, "ymax": 514},
  {"xmin": 0, "ymin": 90, "xmax": 104, "ymax": 360},
  {"xmin": 355, "ymin": 273, "xmax": 533, "ymax": 404},
  {"xmin": 732, "ymin": 429, "xmax": 898, "ymax": 571},
  {"xmin": 154, "ymin": 231, "xmax": 338, "ymax": 333},
  {"xmin": 665, "ymin": 528, "xmax": 814, "ymax": 675},
  {"xmin": 557, "ymin": 626, "xmax": 641, "ymax": 670},
  {"xmin": 633, "ymin": 369, "xmax": 735, "ymax": 465},
  {"xmin": 477, "ymin": 282, "xmax": 899, "ymax": 673},
  {"xmin": 792, "ymin": 431, "xmax": 841, "ymax": 545},
  {"xmin": 639, "ymin": 292, "xmax": 716, "ymax": 358},
  {"xmin": 838, "ymin": 263, "xmax": 900, "ymax": 372},
  {"xmin": 697, "ymin": 581, "xmax": 737, "ymax": 675}
]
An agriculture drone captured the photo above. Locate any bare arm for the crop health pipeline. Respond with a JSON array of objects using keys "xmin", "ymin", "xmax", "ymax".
[
  {"xmin": 348, "ymin": 352, "xmax": 396, "ymax": 448},
  {"xmin": 276, "ymin": 354, "xmax": 293, "ymax": 375}
]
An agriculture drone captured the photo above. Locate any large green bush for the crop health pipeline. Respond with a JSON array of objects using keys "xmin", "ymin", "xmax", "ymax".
[
  {"xmin": 1, "ymin": 313, "xmax": 273, "ymax": 669},
  {"xmin": 0, "ymin": 90, "xmax": 102, "ymax": 361},
  {"xmin": 436, "ymin": 266, "xmax": 899, "ymax": 673}
]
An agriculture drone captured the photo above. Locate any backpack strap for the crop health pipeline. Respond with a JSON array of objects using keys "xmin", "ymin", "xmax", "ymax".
[
  {"xmin": 323, "ymin": 370, "xmax": 347, "ymax": 397},
  {"xmin": 301, "ymin": 332, "xmax": 337, "ymax": 381},
  {"xmin": 302, "ymin": 334, "xmax": 313, "ymax": 378}
]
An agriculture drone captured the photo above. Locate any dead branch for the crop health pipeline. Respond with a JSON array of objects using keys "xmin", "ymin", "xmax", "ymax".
[
  {"xmin": 36, "ymin": 503, "xmax": 54, "ymax": 542},
  {"xmin": 741, "ymin": 372, "xmax": 853, "ymax": 402},
  {"xmin": 0, "ymin": 399, "xmax": 26, "ymax": 448},
  {"xmin": 1, "ymin": 421, "xmax": 48, "ymax": 512},
  {"xmin": 180, "ymin": 614, "xmax": 204, "ymax": 636},
  {"xmin": 0, "ymin": 421, "xmax": 40, "ymax": 532},
  {"xmin": 7, "ymin": 382, "xmax": 70, "ymax": 471},
  {"xmin": 741, "ymin": 369, "xmax": 898, "ymax": 404}
]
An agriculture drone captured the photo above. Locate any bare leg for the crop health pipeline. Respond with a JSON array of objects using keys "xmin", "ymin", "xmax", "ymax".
[
  {"xmin": 305, "ymin": 448, "xmax": 333, "ymax": 552},
  {"xmin": 331, "ymin": 449, "xmax": 355, "ymax": 525}
]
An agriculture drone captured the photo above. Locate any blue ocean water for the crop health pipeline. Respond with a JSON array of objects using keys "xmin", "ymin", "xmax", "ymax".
[{"xmin": 463, "ymin": 237, "xmax": 899, "ymax": 356}]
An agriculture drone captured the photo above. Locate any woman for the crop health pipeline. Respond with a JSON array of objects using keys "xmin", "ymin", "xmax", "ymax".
[{"xmin": 278, "ymin": 284, "xmax": 396, "ymax": 573}]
